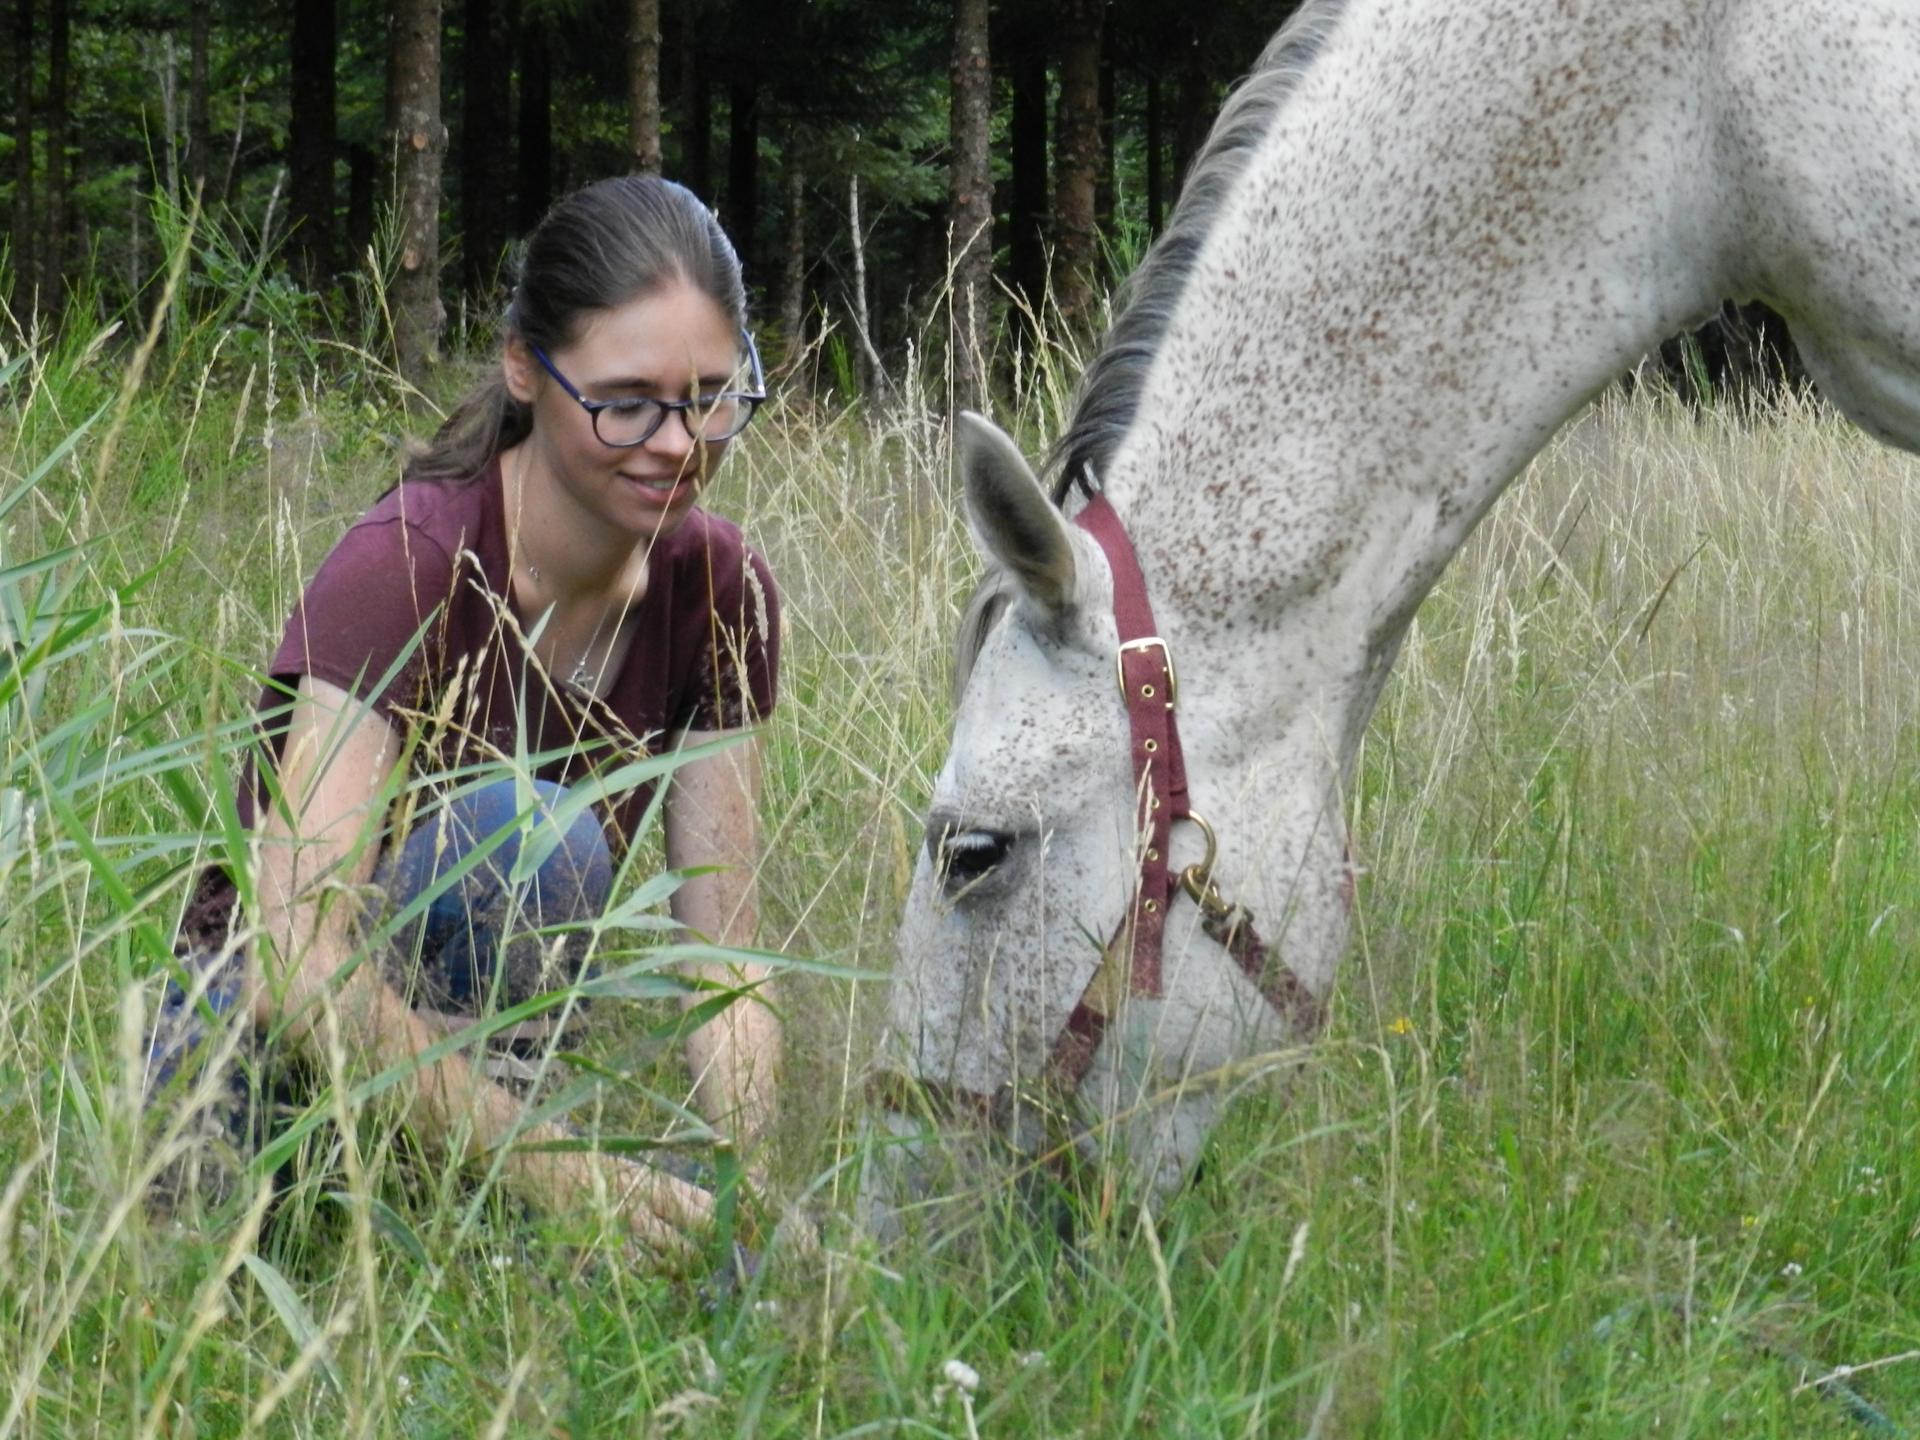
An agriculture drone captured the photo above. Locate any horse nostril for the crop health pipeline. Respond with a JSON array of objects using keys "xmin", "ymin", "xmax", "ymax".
[{"xmin": 930, "ymin": 824, "xmax": 1015, "ymax": 885}]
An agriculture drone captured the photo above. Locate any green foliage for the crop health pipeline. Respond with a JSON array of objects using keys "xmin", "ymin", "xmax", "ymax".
[{"xmin": 5, "ymin": 0, "xmax": 1296, "ymax": 403}]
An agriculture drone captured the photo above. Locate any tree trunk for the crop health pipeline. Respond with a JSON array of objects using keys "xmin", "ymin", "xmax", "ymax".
[
  {"xmin": 44, "ymin": 0, "xmax": 65, "ymax": 303},
  {"xmin": 725, "ymin": 75, "xmax": 758, "ymax": 277},
  {"xmin": 776, "ymin": 133, "xmax": 806, "ymax": 371},
  {"xmin": 1145, "ymin": 73, "xmax": 1164, "ymax": 236},
  {"xmin": 461, "ymin": 0, "xmax": 508, "ymax": 291},
  {"xmin": 847, "ymin": 170, "xmax": 884, "ymax": 400},
  {"xmin": 289, "ymin": 0, "xmax": 336, "ymax": 284},
  {"xmin": 157, "ymin": 32, "xmax": 178, "ymax": 203},
  {"xmin": 1008, "ymin": 46, "xmax": 1047, "ymax": 317},
  {"xmin": 677, "ymin": 8, "xmax": 710, "ymax": 197},
  {"xmin": 1053, "ymin": 0, "xmax": 1103, "ymax": 332},
  {"xmin": 346, "ymin": 142, "xmax": 375, "ymax": 265},
  {"xmin": 947, "ymin": 0, "xmax": 991, "ymax": 409},
  {"xmin": 127, "ymin": 174, "xmax": 139, "ymax": 297},
  {"xmin": 627, "ymin": 0, "xmax": 660, "ymax": 174},
  {"xmin": 387, "ymin": 0, "xmax": 444, "ymax": 391},
  {"xmin": 1095, "ymin": 50, "xmax": 1114, "ymax": 238},
  {"xmin": 221, "ymin": 74, "xmax": 248, "ymax": 205},
  {"xmin": 1173, "ymin": 31, "xmax": 1211, "ymax": 193},
  {"xmin": 11, "ymin": 0, "xmax": 34, "ymax": 318},
  {"xmin": 186, "ymin": 0, "xmax": 208, "ymax": 199},
  {"xmin": 515, "ymin": 11, "xmax": 550, "ymax": 232}
]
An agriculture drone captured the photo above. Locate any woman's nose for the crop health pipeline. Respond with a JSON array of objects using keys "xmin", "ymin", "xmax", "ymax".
[{"xmin": 643, "ymin": 410, "xmax": 702, "ymax": 469}]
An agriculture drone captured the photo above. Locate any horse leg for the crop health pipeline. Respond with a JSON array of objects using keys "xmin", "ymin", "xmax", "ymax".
[
  {"xmin": 1785, "ymin": 326, "xmax": 1920, "ymax": 456},
  {"xmin": 1727, "ymin": 3, "xmax": 1920, "ymax": 451}
]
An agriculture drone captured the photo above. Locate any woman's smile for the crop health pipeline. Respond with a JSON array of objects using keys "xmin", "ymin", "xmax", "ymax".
[{"xmin": 616, "ymin": 463, "xmax": 702, "ymax": 507}]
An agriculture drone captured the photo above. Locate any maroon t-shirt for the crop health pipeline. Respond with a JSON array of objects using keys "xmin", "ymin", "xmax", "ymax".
[{"xmin": 180, "ymin": 457, "xmax": 780, "ymax": 949}]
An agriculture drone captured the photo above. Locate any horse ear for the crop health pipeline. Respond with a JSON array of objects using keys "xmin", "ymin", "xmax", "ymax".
[{"xmin": 956, "ymin": 410, "xmax": 1077, "ymax": 620}]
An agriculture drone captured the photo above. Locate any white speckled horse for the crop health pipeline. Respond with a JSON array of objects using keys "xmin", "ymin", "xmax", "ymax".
[{"xmin": 867, "ymin": 0, "xmax": 1920, "ymax": 1221}]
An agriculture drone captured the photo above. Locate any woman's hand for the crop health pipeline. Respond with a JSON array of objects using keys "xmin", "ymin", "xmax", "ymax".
[
  {"xmin": 607, "ymin": 1155, "xmax": 715, "ymax": 1265},
  {"xmin": 258, "ymin": 682, "xmax": 763, "ymax": 1272},
  {"xmin": 716, "ymin": 1161, "xmax": 814, "ymax": 1262},
  {"xmin": 506, "ymin": 1139, "xmax": 716, "ymax": 1267}
]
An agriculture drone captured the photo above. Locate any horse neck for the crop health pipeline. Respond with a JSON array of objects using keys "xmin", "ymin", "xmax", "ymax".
[{"xmin": 1094, "ymin": 0, "xmax": 1742, "ymax": 777}]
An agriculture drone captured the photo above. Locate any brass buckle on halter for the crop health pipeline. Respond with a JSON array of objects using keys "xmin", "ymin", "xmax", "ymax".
[{"xmin": 1115, "ymin": 636, "xmax": 1179, "ymax": 707}]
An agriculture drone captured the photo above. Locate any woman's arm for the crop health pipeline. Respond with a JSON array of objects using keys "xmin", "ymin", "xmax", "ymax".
[
  {"xmin": 664, "ymin": 729, "xmax": 779, "ymax": 1169},
  {"xmin": 254, "ymin": 675, "xmax": 712, "ymax": 1256}
]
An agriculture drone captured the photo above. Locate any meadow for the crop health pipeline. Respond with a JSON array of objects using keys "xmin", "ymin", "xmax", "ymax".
[{"xmin": 3, "ymin": 260, "xmax": 1920, "ymax": 1437}]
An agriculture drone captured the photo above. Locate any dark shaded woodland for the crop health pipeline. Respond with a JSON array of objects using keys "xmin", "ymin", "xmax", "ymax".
[{"xmin": 1, "ymin": 0, "xmax": 1797, "ymax": 402}]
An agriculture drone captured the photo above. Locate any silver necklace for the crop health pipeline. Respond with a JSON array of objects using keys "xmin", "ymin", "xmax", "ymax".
[
  {"xmin": 509, "ymin": 452, "xmax": 621, "ymax": 694},
  {"xmin": 542, "ymin": 570, "xmax": 609, "ymax": 690},
  {"xmin": 520, "ymin": 563, "xmax": 612, "ymax": 693},
  {"xmin": 564, "ymin": 635, "xmax": 601, "ymax": 692}
]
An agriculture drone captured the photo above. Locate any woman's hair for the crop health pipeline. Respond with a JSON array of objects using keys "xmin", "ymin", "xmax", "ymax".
[{"xmin": 405, "ymin": 175, "xmax": 748, "ymax": 485}]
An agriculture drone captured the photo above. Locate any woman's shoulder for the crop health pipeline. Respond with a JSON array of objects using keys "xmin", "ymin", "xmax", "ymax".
[
  {"xmin": 270, "ymin": 467, "xmax": 504, "ymax": 712},
  {"xmin": 321, "ymin": 468, "xmax": 502, "ymax": 580},
  {"xmin": 295, "ymin": 473, "xmax": 501, "ymax": 629},
  {"xmin": 651, "ymin": 507, "xmax": 782, "ymax": 730},
  {"xmin": 355, "ymin": 467, "xmax": 499, "ymax": 552}
]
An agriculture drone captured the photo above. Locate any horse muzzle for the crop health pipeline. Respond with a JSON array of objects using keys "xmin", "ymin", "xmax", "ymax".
[{"xmin": 857, "ymin": 1067, "xmax": 1087, "ymax": 1243}]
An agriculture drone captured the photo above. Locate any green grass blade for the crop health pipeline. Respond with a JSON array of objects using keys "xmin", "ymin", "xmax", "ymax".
[{"xmin": 241, "ymin": 1254, "xmax": 342, "ymax": 1394}]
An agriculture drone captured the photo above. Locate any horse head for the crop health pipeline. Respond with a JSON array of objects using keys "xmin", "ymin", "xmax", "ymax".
[{"xmin": 864, "ymin": 414, "xmax": 1340, "ymax": 1235}]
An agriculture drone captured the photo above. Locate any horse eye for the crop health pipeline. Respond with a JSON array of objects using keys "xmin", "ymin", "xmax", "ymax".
[{"xmin": 929, "ymin": 825, "xmax": 1016, "ymax": 889}]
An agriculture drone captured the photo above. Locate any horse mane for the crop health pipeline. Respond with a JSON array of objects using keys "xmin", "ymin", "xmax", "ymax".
[
  {"xmin": 954, "ymin": 1, "xmax": 1347, "ymax": 696},
  {"xmin": 1046, "ymin": 0, "xmax": 1350, "ymax": 503}
]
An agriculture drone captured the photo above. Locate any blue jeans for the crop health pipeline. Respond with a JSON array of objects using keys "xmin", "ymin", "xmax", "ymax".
[
  {"xmin": 370, "ymin": 777, "xmax": 613, "ymax": 1020},
  {"xmin": 144, "ymin": 780, "xmax": 613, "ymax": 1202}
]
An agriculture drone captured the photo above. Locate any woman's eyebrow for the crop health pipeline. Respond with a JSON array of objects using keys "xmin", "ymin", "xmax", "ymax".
[{"xmin": 583, "ymin": 368, "xmax": 742, "ymax": 394}]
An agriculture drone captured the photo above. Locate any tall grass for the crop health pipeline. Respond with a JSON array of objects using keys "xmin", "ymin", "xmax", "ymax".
[{"xmin": 4, "ymin": 236, "xmax": 1920, "ymax": 1435}]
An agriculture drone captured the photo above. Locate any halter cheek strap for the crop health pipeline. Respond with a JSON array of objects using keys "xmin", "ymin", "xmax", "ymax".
[{"xmin": 1072, "ymin": 493, "xmax": 1187, "ymax": 996}]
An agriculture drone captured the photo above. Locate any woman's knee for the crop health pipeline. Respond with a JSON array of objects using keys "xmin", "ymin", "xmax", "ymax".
[
  {"xmin": 522, "ymin": 779, "xmax": 614, "ymax": 919},
  {"xmin": 386, "ymin": 777, "xmax": 612, "ymax": 923}
]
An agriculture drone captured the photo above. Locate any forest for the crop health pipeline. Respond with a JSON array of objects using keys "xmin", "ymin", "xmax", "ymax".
[
  {"xmin": 2, "ymin": 0, "xmax": 1794, "ymax": 400},
  {"xmin": 0, "ymin": 0, "xmax": 1314, "ymax": 397}
]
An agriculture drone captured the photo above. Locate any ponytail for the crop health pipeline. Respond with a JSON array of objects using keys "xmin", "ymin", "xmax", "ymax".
[{"xmin": 402, "ymin": 371, "xmax": 534, "ymax": 486}]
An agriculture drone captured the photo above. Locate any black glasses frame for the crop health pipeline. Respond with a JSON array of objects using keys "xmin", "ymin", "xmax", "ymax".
[{"xmin": 528, "ymin": 332, "xmax": 766, "ymax": 448}]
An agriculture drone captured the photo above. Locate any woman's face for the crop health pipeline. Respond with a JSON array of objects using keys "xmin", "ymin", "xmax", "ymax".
[{"xmin": 507, "ymin": 279, "xmax": 745, "ymax": 542}]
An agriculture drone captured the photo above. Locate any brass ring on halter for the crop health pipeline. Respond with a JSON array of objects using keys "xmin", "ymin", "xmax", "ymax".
[{"xmin": 1176, "ymin": 810, "xmax": 1226, "ymax": 911}]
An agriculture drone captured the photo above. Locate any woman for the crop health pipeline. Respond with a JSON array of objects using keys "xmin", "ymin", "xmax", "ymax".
[{"xmin": 150, "ymin": 176, "xmax": 782, "ymax": 1260}]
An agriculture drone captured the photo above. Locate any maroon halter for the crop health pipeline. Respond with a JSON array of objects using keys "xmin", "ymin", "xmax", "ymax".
[{"xmin": 1044, "ymin": 493, "xmax": 1326, "ymax": 1091}]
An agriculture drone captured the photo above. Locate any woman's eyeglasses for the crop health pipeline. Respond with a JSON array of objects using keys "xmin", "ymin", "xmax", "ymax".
[{"xmin": 529, "ymin": 333, "xmax": 766, "ymax": 447}]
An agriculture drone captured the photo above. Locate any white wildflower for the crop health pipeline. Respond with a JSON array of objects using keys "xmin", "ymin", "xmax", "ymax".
[{"xmin": 1281, "ymin": 1221, "xmax": 1310, "ymax": 1292}]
